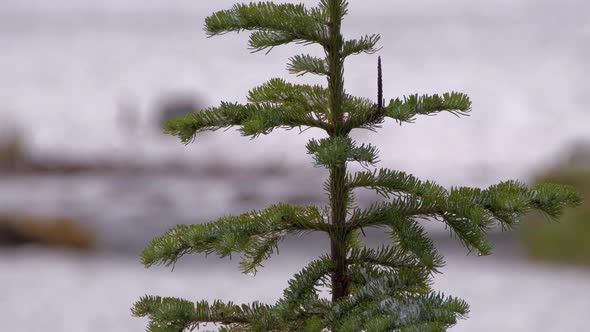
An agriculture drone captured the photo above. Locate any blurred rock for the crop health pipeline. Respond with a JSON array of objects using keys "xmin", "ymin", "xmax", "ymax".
[
  {"xmin": 155, "ymin": 93, "xmax": 205, "ymax": 130},
  {"xmin": 566, "ymin": 140, "xmax": 590, "ymax": 167},
  {"xmin": 0, "ymin": 128, "xmax": 26, "ymax": 172},
  {"xmin": 0, "ymin": 216, "xmax": 96, "ymax": 250}
]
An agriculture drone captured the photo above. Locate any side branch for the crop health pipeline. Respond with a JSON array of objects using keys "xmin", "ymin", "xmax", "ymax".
[
  {"xmin": 385, "ymin": 92, "xmax": 472, "ymax": 124},
  {"xmin": 342, "ymin": 92, "xmax": 472, "ymax": 132},
  {"xmin": 341, "ymin": 34, "xmax": 382, "ymax": 58},
  {"xmin": 349, "ymin": 175, "xmax": 581, "ymax": 256},
  {"xmin": 347, "ymin": 168, "xmax": 447, "ymax": 200},
  {"xmin": 347, "ymin": 245, "xmax": 435, "ymax": 274},
  {"xmin": 205, "ymin": 2, "xmax": 329, "ymax": 52},
  {"xmin": 165, "ymin": 100, "xmax": 330, "ymax": 144},
  {"xmin": 331, "ymin": 289, "xmax": 469, "ymax": 331},
  {"xmin": 141, "ymin": 204, "xmax": 329, "ymax": 273},
  {"xmin": 307, "ymin": 136, "xmax": 379, "ymax": 168},
  {"xmin": 132, "ymin": 296, "xmax": 272, "ymax": 332},
  {"xmin": 282, "ymin": 256, "xmax": 336, "ymax": 304},
  {"xmin": 350, "ymin": 204, "xmax": 445, "ymax": 272},
  {"xmin": 287, "ymin": 54, "xmax": 329, "ymax": 77}
]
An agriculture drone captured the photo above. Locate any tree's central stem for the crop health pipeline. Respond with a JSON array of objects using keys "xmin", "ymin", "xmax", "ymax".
[
  {"xmin": 330, "ymin": 165, "xmax": 349, "ymax": 302},
  {"xmin": 327, "ymin": 0, "xmax": 349, "ymax": 303}
]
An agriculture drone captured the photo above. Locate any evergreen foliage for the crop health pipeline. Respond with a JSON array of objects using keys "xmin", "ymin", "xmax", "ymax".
[{"xmin": 134, "ymin": 1, "xmax": 581, "ymax": 331}]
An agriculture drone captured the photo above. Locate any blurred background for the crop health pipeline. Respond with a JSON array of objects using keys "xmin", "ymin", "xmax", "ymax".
[{"xmin": 1, "ymin": 0, "xmax": 589, "ymax": 331}]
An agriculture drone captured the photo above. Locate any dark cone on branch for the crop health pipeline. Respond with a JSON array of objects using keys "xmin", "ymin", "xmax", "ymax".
[{"xmin": 378, "ymin": 56, "xmax": 383, "ymax": 110}]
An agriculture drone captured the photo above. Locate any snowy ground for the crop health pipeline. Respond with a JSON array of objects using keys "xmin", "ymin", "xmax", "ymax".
[{"xmin": 3, "ymin": 236, "xmax": 589, "ymax": 332}]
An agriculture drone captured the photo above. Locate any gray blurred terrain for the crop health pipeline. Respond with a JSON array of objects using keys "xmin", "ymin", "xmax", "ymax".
[{"xmin": 0, "ymin": 0, "xmax": 589, "ymax": 331}]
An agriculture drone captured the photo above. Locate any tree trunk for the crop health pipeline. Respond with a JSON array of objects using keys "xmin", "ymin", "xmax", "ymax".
[{"xmin": 326, "ymin": 0, "xmax": 349, "ymax": 303}]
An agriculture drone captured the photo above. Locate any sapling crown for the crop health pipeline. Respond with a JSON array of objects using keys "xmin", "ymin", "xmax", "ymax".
[{"xmin": 133, "ymin": 1, "xmax": 580, "ymax": 331}]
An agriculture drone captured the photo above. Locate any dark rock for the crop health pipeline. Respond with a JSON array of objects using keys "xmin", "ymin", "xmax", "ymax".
[
  {"xmin": 0, "ymin": 223, "xmax": 35, "ymax": 246},
  {"xmin": 0, "ymin": 216, "xmax": 95, "ymax": 250},
  {"xmin": 156, "ymin": 93, "xmax": 206, "ymax": 129},
  {"xmin": 0, "ymin": 128, "xmax": 27, "ymax": 172},
  {"xmin": 566, "ymin": 140, "xmax": 590, "ymax": 167}
]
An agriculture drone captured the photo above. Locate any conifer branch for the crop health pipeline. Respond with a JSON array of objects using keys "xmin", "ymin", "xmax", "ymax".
[
  {"xmin": 347, "ymin": 245, "xmax": 432, "ymax": 273},
  {"xmin": 287, "ymin": 54, "xmax": 329, "ymax": 76},
  {"xmin": 248, "ymin": 31, "xmax": 301, "ymax": 54},
  {"xmin": 342, "ymin": 92, "xmax": 472, "ymax": 132},
  {"xmin": 347, "ymin": 168, "xmax": 447, "ymax": 200},
  {"xmin": 165, "ymin": 102, "xmax": 254, "ymax": 144},
  {"xmin": 342, "ymin": 95, "xmax": 384, "ymax": 132},
  {"xmin": 319, "ymin": 0, "xmax": 349, "ymax": 19},
  {"xmin": 334, "ymin": 291, "xmax": 469, "ymax": 332},
  {"xmin": 351, "ymin": 206, "xmax": 445, "ymax": 272},
  {"xmin": 306, "ymin": 136, "xmax": 379, "ymax": 168},
  {"xmin": 330, "ymin": 269, "xmax": 431, "ymax": 320},
  {"xmin": 165, "ymin": 99, "xmax": 330, "ymax": 144},
  {"xmin": 132, "ymin": 296, "xmax": 273, "ymax": 332},
  {"xmin": 205, "ymin": 2, "xmax": 329, "ymax": 52},
  {"xmin": 345, "ymin": 264, "xmax": 429, "ymax": 301},
  {"xmin": 282, "ymin": 256, "xmax": 335, "ymax": 304},
  {"xmin": 341, "ymin": 34, "xmax": 382, "ymax": 58},
  {"xmin": 351, "ymin": 176, "xmax": 581, "ymax": 256},
  {"xmin": 385, "ymin": 92, "xmax": 472, "ymax": 124},
  {"xmin": 141, "ymin": 204, "xmax": 328, "ymax": 273},
  {"xmin": 240, "ymin": 103, "xmax": 329, "ymax": 138},
  {"xmin": 247, "ymin": 78, "xmax": 328, "ymax": 111},
  {"xmin": 520, "ymin": 182, "xmax": 580, "ymax": 220},
  {"xmin": 328, "ymin": 270, "xmax": 466, "ymax": 330},
  {"xmin": 264, "ymin": 298, "xmax": 332, "ymax": 331}
]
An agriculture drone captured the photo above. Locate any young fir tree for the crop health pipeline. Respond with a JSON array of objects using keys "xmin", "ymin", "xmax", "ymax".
[{"xmin": 132, "ymin": 1, "xmax": 581, "ymax": 331}]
